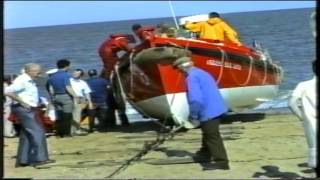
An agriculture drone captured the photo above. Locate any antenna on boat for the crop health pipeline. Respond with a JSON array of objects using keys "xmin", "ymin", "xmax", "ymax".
[{"xmin": 168, "ymin": 1, "xmax": 180, "ymax": 30}]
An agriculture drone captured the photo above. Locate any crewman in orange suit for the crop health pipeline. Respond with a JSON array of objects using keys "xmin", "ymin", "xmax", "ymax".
[
  {"xmin": 131, "ymin": 24, "xmax": 156, "ymax": 52},
  {"xmin": 98, "ymin": 34, "xmax": 135, "ymax": 127},
  {"xmin": 98, "ymin": 34, "xmax": 135, "ymax": 79},
  {"xmin": 184, "ymin": 12, "xmax": 242, "ymax": 46}
]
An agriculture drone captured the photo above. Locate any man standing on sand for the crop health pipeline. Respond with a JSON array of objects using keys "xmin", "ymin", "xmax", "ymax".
[
  {"xmin": 289, "ymin": 61, "xmax": 317, "ymax": 176},
  {"xmin": 289, "ymin": 11, "xmax": 318, "ymax": 177},
  {"xmin": 173, "ymin": 56, "xmax": 230, "ymax": 171},
  {"xmin": 4, "ymin": 75, "xmax": 17, "ymax": 138},
  {"xmin": 86, "ymin": 69, "xmax": 110, "ymax": 132},
  {"xmin": 5, "ymin": 63, "xmax": 55, "ymax": 167},
  {"xmin": 47, "ymin": 59, "xmax": 78, "ymax": 137},
  {"xmin": 70, "ymin": 69, "xmax": 93, "ymax": 135},
  {"xmin": 98, "ymin": 34, "xmax": 133, "ymax": 127}
]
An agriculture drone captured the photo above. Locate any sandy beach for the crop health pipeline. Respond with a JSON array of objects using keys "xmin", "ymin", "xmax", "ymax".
[{"xmin": 3, "ymin": 112, "xmax": 316, "ymax": 179}]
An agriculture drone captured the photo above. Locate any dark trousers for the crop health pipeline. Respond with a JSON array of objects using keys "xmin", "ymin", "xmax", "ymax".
[
  {"xmin": 200, "ymin": 118, "xmax": 229, "ymax": 163},
  {"xmin": 107, "ymin": 92, "xmax": 129, "ymax": 126},
  {"xmin": 55, "ymin": 112, "xmax": 72, "ymax": 136},
  {"xmin": 53, "ymin": 94, "xmax": 73, "ymax": 137},
  {"xmin": 12, "ymin": 106, "xmax": 49, "ymax": 165},
  {"xmin": 315, "ymin": 166, "xmax": 319, "ymax": 177},
  {"xmin": 88, "ymin": 103, "xmax": 108, "ymax": 131}
]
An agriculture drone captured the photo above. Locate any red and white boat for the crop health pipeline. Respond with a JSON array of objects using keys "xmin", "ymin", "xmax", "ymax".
[{"xmin": 113, "ymin": 18, "xmax": 283, "ymax": 129}]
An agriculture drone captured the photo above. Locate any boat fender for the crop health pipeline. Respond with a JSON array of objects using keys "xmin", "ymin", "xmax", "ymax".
[{"xmin": 133, "ymin": 47, "xmax": 191, "ymax": 64}]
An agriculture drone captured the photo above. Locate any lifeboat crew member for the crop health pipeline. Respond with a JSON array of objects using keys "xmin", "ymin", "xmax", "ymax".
[
  {"xmin": 131, "ymin": 24, "xmax": 156, "ymax": 52},
  {"xmin": 98, "ymin": 34, "xmax": 134, "ymax": 79},
  {"xmin": 155, "ymin": 23, "xmax": 177, "ymax": 38},
  {"xmin": 98, "ymin": 34, "xmax": 132, "ymax": 127},
  {"xmin": 184, "ymin": 12, "xmax": 242, "ymax": 46}
]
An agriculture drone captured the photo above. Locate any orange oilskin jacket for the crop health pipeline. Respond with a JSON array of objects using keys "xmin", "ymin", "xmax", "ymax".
[
  {"xmin": 98, "ymin": 34, "xmax": 133, "ymax": 78},
  {"xmin": 185, "ymin": 17, "xmax": 242, "ymax": 45}
]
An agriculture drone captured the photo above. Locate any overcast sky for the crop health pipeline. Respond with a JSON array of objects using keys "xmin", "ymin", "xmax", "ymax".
[{"xmin": 4, "ymin": 1, "xmax": 316, "ymax": 29}]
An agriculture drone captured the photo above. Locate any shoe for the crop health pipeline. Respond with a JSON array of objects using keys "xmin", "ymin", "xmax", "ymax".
[
  {"xmin": 15, "ymin": 163, "xmax": 30, "ymax": 168},
  {"xmin": 193, "ymin": 150, "xmax": 212, "ymax": 162},
  {"xmin": 73, "ymin": 130, "xmax": 88, "ymax": 136},
  {"xmin": 4, "ymin": 135, "xmax": 16, "ymax": 138},
  {"xmin": 195, "ymin": 149, "xmax": 211, "ymax": 157},
  {"xmin": 32, "ymin": 159, "xmax": 56, "ymax": 167},
  {"xmin": 202, "ymin": 162, "xmax": 230, "ymax": 170},
  {"xmin": 192, "ymin": 154, "xmax": 212, "ymax": 163},
  {"xmin": 121, "ymin": 123, "xmax": 130, "ymax": 127}
]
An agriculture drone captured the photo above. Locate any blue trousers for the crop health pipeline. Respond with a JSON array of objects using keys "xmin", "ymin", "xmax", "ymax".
[{"xmin": 12, "ymin": 105, "xmax": 49, "ymax": 165}]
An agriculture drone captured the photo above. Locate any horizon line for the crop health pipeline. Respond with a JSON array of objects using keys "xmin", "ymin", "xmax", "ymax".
[{"xmin": 5, "ymin": 7, "xmax": 314, "ymax": 30}]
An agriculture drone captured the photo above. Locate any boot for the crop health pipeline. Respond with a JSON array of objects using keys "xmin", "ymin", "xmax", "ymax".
[{"xmin": 119, "ymin": 113, "xmax": 129, "ymax": 126}]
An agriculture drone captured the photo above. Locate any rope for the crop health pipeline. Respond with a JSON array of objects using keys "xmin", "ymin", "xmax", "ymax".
[
  {"xmin": 105, "ymin": 124, "xmax": 184, "ymax": 178},
  {"xmin": 239, "ymin": 55, "xmax": 254, "ymax": 86},
  {"xmin": 262, "ymin": 58, "xmax": 268, "ymax": 85},
  {"xmin": 129, "ymin": 52, "xmax": 134, "ymax": 95},
  {"xmin": 114, "ymin": 64, "xmax": 127, "ymax": 101},
  {"xmin": 107, "ymin": 49, "xmax": 189, "ymax": 178},
  {"xmin": 114, "ymin": 62, "xmax": 162, "ymax": 128}
]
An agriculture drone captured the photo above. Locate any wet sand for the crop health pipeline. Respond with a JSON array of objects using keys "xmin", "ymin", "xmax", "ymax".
[{"xmin": 3, "ymin": 112, "xmax": 316, "ymax": 179}]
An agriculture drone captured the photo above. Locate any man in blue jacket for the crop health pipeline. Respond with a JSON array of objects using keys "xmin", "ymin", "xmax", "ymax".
[
  {"xmin": 173, "ymin": 56, "xmax": 230, "ymax": 170},
  {"xmin": 47, "ymin": 59, "xmax": 78, "ymax": 137},
  {"xmin": 86, "ymin": 69, "xmax": 110, "ymax": 132}
]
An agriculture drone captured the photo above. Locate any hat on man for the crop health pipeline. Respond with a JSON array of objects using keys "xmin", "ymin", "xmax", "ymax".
[
  {"xmin": 173, "ymin": 56, "xmax": 192, "ymax": 67},
  {"xmin": 88, "ymin": 69, "xmax": 98, "ymax": 77}
]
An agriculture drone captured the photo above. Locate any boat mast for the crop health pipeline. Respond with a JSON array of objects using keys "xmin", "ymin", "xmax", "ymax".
[{"xmin": 168, "ymin": 1, "xmax": 180, "ymax": 30}]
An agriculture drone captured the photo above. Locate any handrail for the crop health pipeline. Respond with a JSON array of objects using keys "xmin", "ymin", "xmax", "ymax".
[
  {"xmin": 239, "ymin": 55, "xmax": 253, "ymax": 86},
  {"xmin": 262, "ymin": 58, "xmax": 268, "ymax": 85},
  {"xmin": 216, "ymin": 47, "xmax": 226, "ymax": 84},
  {"xmin": 129, "ymin": 52, "xmax": 134, "ymax": 95}
]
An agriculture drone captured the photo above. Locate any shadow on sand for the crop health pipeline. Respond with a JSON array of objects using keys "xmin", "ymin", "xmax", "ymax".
[
  {"xmin": 101, "ymin": 120, "xmax": 169, "ymax": 134},
  {"xmin": 154, "ymin": 147, "xmax": 194, "ymax": 157},
  {"xmin": 105, "ymin": 112, "xmax": 267, "ymax": 132},
  {"xmin": 221, "ymin": 112, "xmax": 266, "ymax": 124},
  {"xmin": 252, "ymin": 165, "xmax": 302, "ymax": 179}
]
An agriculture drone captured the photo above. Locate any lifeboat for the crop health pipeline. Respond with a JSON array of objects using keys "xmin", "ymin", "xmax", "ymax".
[{"xmin": 113, "ymin": 17, "xmax": 283, "ymax": 129}]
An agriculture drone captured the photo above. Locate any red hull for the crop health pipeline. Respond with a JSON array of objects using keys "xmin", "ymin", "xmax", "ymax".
[{"xmin": 118, "ymin": 37, "xmax": 283, "ymax": 103}]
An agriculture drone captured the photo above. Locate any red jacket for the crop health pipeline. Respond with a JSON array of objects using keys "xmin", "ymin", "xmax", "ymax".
[
  {"xmin": 99, "ymin": 34, "xmax": 133, "ymax": 78},
  {"xmin": 136, "ymin": 26, "xmax": 155, "ymax": 42},
  {"xmin": 134, "ymin": 26, "xmax": 156, "ymax": 52},
  {"xmin": 99, "ymin": 34, "xmax": 132, "ymax": 58}
]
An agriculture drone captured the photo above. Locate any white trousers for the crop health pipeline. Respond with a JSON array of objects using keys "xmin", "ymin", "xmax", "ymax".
[{"xmin": 302, "ymin": 116, "xmax": 317, "ymax": 168}]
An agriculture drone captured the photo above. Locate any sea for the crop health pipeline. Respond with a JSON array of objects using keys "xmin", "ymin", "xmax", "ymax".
[{"xmin": 4, "ymin": 8, "xmax": 316, "ymax": 115}]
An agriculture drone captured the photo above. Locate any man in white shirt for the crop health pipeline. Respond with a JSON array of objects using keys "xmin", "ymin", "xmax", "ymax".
[
  {"xmin": 289, "ymin": 60, "xmax": 317, "ymax": 172},
  {"xmin": 5, "ymin": 63, "xmax": 55, "ymax": 167},
  {"xmin": 70, "ymin": 69, "xmax": 93, "ymax": 135},
  {"xmin": 289, "ymin": 12, "xmax": 318, "ymax": 176},
  {"xmin": 3, "ymin": 75, "xmax": 17, "ymax": 138}
]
